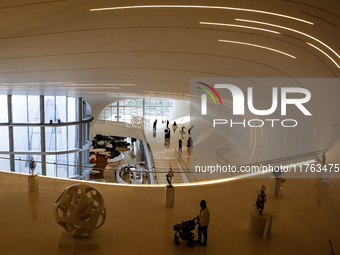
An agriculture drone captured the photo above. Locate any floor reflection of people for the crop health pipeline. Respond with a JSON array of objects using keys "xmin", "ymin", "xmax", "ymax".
[
  {"xmin": 187, "ymin": 147, "xmax": 192, "ymax": 156},
  {"xmin": 164, "ymin": 138, "xmax": 170, "ymax": 148},
  {"xmin": 28, "ymin": 192, "xmax": 39, "ymax": 222},
  {"xmin": 181, "ymin": 133, "xmax": 185, "ymax": 140}
]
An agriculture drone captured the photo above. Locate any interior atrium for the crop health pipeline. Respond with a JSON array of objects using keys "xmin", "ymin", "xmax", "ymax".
[{"xmin": 0, "ymin": 0, "xmax": 339, "ymax": 254}]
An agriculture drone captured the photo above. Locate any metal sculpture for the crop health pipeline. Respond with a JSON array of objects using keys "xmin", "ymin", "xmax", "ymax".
[
  {"xmin": 29, "ymin": 156, "xmax": 36, "ymax": 176},
  {"xmin": 254, "ymin": 185, "xmax": 267, "ymax": 215},
  {"xmin": 166, "ymin": 164, "xmax": 174, "ymax": 187},
  {"xmin": 188, "ymin": 125, "xmax": 195, "ymax": 136},
  {"xmin": 54, "ymin": 184, "xmax": 106, "ymax": 238}
]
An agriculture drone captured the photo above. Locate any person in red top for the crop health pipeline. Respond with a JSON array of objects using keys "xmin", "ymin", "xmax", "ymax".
[{"xmin": 197, "ymin": 200, "xmax": 210, "ymax": 246}]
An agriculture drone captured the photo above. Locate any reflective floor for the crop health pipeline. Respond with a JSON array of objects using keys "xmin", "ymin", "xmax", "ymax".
[{"xmin": 0, "ymin": 171, "xmax": 339, "ymax": 255}]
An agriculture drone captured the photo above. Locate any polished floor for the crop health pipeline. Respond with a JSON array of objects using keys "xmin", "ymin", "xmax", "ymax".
[
  {"xmin": 145, "ymin": 119, "xmax": 192, "ymax": 183},
  {"xmin": 0, "ymin": 171, "xmax": 339, "ymax": 255}
]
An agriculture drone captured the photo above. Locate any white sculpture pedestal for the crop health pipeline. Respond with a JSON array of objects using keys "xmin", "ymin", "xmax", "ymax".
[
  {"xmin": 58, "ymin": 230, "xmax": 101, "ymax": 249},
  {"xmin": 269, "ymin": 177, "xmax": 283, "ymax": 197},
  {"xmin": 28, "ymin": 175, "xmax": 39, "ymax": 192},
  {"xmin": 248, "ymin": 211, "xmax": 273, "ymax": 238},
  {"xmin": 165, "ymin": 186, "xmax": 175, "ymax": 207},
  {"xmin": 322, "ymin": 168, "xmax": 331, "ymax": 183}
]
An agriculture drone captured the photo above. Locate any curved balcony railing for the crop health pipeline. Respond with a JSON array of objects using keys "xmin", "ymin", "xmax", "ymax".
[{"xmin": 95, "ymin": 119, "xmax": 157, "ymax": 184}]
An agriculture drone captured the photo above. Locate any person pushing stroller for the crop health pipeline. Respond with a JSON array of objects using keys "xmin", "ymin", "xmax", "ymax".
[{"xmin": 196, "ymin": 200, "xmax": 210, "ymax": 246}]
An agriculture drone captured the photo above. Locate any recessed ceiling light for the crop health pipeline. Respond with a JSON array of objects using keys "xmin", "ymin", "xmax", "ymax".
[
  {"xmin": 218, "ymin": 39, "xmax": 296, "ymax": 58},
  {"xmin": 306, "ymin": 42, "xmax": 340, "ymax": 68},
  {"xmin": 236, "ymin": 19, "xmax": 340, "ymax": 60},
  {"xmin": 199, "ymin": 22, "xmax": 281, "ymax": 34},
  {"xmin": 89, "ymin": 5, "xmax": 313, "ymax": 25}
]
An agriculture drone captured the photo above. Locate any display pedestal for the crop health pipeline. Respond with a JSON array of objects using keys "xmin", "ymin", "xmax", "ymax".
[
  {"xmin": 248, "ymin": 211, "xmax": 273, "ymax": 239},
  {"xmin": 58, "ymin": 230, "xmax": 101, "ymax": 249},
  {"xmin": 187, "ymin": 137, "xmax": 193, "ymax": 147},
  {"xmin": 165, "ymin": 186, "xmax": 175, "ymax": 207},
  {"xmin": 322, "ymin": 168, "xmax": 330, "ymax": 183},
  {"xmin": 269, "ymin": 177, "xmax": 283, "ymax": 197},
  {"xmin": 28, "ymin": 175, "xmax": 39, "ymax": 192}
]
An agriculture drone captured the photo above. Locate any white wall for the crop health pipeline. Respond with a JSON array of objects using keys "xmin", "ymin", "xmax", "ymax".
[{"xmin": 169, "ymin": 100, "xmax": 190, "ymax": 120}]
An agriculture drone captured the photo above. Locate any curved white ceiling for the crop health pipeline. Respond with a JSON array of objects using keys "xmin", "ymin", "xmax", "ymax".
[{"xmin": 0, "ymin": 0, "xmax": 339, "ymax": 114}]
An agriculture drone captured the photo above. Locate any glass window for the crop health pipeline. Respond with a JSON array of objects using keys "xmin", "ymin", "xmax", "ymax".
[
  {"xmin": 56, "ymin": 126, "xmax": 67, "ymax": 151},
  {"xmin": 119, "ymin": 107, "xmax": 124, "ymax": 122},
  {"xmin": 14, "ymin": 154, "xmax": 30, "ymax": 173},
  {"xmin": 28, "ymin": 127, "xmax": 41, "ymax": 151},
  {"xmin": 13, "ymin": 127, "xmax": 28, "ymax": 151},
  {"xmin": 57, "ymin": 154, "xmax": 68, "ymax": 178},
  {"xmin": 0, "ymin": 127, "xmax": 9, "ymax": 151},
  {"xmin": 98, "ymin": 111, "xmax": 105, "ymax": 120},
  {"xmin": 56, "ymin": 96, "xmax": 67, "ymax": 123},
  {"xmin": 68, "ymin": 152, "xmax": 78, "ymax": 177},
  {"xmin": 125, "ymin": 107, "xmax": 131, "ymax": 123},
  {"xmin": 67, "ymin": 97, "xmax": 76, "ymax": 122},
  {"xmin": 98, "ymin": 99, "xmax": 173, "ymax": 124},
  {"xmin": 45, "ymin": 127, "xmax": 56, "ymax": 151},
  {"xmin": 12, "ymin": 95, "xmax": 27, "ymax": 123},
  {"xmin": 68, "ymin": 125, "xmax": 77, "ymax": 149},
  {"xmin": 111, "ymin": 107, "xmax": 118, "ymax": 121},
  {"xmin": 45, "ymin": 96, "xmax": 55, "ymax": 123},
  {"xmin": 28, "ymin": 95, "xmax": 40, "ymax": 123},
  {"xmin": 104, "ymin": 107, "xmax": 112, "ymax": 121},
  {"xmin": 0, "ymin": 95, "xmax": 8, "ymax": 123},
  {"xmin": 0, "ymin": 154, "xmax": 10, "ymax": 171},
  {"xmin": 46, "ymin": 154, "xmax": 56, "ymax": 177},
  {"xmin": 137, "ymin": 107, "xmax": 143, "ymax": 116}
]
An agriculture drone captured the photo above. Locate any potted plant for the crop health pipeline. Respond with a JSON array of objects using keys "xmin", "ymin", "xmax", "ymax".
[{"xmin": 28, "ymin": 156, "xmax": 39, "ymax": 192}]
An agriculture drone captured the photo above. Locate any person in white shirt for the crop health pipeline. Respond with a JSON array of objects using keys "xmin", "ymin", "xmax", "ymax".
[{"xmin": 197, "ymin": 200, "xmax": 210, "ymax": 246}]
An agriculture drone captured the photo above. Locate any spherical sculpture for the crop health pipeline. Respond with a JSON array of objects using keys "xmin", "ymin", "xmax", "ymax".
[{"xmin": 54, "ymin": 184, "xmax": 106, "ymax": 238}]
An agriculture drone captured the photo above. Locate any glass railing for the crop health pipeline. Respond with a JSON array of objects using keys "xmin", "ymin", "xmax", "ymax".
[{"xmin": 173, "ymin": 149, "xmax": 197, "ymax": 183}]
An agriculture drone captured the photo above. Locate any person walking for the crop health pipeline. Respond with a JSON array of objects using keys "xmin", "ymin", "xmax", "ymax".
[
  {"xmin": 197, "ymin": 200, "xmax": 210, "ymax": 246},
  {"xmin": 322, "ymin": 152, "xmax": 326, "ymax": 166},
  {"xmin": 153, "ymin": 119, "xmax": 158, "ymax": 130},
  {"xmin": 178, "ymin": 139, "xmax": 182, "ymax": 152}
]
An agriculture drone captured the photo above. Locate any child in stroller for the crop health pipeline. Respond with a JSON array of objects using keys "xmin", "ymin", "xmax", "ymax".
[{"xmin": 173, "ymin": 217, "xmax": 199, "ymax": 247}]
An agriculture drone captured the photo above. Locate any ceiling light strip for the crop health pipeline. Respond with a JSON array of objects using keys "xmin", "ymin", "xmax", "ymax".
[
  {"xmin": 218, "ymin": 39, "xmax": 296, "ymax": 58},
  {"xmin": 89, "ymin": 5, "xmax": 313, "ymax": 25},
  {"xmin": 306, "ymin": 42, "xmax": 340, "ymax": 68},
  {"xmin": 199, "ymin": 22, "xmax": 281, "ymax": 34},
  {"xmin": 236, "ymin": 18, "xmax": 340, "ymax": 60},
  {"xmin": 60, "ymin": 83, "xmax": 136, "ymax": 86},
  {"xmin": 53, "ymin": 87, "xmax": 121, "ymax": 89}
]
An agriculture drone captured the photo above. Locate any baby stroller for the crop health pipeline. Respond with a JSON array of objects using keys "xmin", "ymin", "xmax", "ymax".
[{"xmin": 173, "ymin": 217, "xmax": 198, "ymax": 247}]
